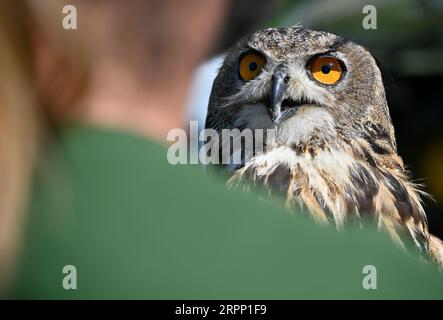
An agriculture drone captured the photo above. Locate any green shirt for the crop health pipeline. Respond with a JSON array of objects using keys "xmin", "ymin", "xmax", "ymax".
[{"xmin": 10, "ymin": 126, "xmax": 443, "ymax": 299}]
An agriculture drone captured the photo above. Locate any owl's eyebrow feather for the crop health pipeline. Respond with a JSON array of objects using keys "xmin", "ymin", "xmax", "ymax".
[{"xmin": 329, "ymin": 37, "xmax": 350, "ymax": 51}]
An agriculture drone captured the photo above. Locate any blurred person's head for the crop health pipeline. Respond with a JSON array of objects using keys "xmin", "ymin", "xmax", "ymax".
[{"xmin": 0, "ymin": 0, "xmax": 229, "ymax": 289}]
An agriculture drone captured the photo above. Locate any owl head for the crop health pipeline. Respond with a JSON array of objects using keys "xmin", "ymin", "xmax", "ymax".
[{"xmin": 206, "ymin": 26, "xmax": 397, "ymax": 154}]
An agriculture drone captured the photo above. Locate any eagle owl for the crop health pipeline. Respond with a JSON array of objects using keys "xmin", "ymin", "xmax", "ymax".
[{"xmin": 205, "ymin": 26, "xmax": 443, "ymax": 267}]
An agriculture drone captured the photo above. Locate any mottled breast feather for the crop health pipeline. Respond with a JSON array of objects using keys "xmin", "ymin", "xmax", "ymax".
[{"xmin": 205, "ymin": 26, "xmax": 442, "ymax": 268}]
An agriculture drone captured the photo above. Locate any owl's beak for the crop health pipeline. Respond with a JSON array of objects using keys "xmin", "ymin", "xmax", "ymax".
[{"xmin": 269, "ymin": 69, "xmax": 288, "ymax": 123}]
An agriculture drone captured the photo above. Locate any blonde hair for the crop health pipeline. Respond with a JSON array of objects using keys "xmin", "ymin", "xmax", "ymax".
[
  {"xmin": 0, "ymin": 1, "xmax": 93, "ymax": 290},
  {"xmin": 0, "ymin": 0, "xmax": 226, "ymax": 290},
  {"xmin": 0, "ymin": 1, "xmax": 43, "ymax": 289}
]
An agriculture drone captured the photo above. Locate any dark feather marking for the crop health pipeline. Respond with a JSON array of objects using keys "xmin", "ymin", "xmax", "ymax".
[
  {"xmin": 308, "ymin": 147, "xmax": 316, "ymax": 158},
  {"xmin": 291, "ymin": 143, "xmax": 307, "ymax": 156},
  {"xmin": 362, "ymin": 148, "xmax": 377, "ymax": 167},
  {"xmin": 350, "ymin": 164, "xmax": 378, "ymax": 215},
  {"xmin": 318, "ymin": 170, "xmax": 337, "ymax": 201},
  {"xmin": 369, "ymin": 123, "xmax": 391, "ymax": 140},
  {"xmin": 330, "ymin": 37, "xmax": 349, "ymax": 51},
  {"xmin": 412, "ymin": 227, "xmax": 429, "ymax": 253},
  {"xmin": 312, "ymin": 189, "xmax": 333, "ymax": 219},
  {"xmin": 243, "ymin": 165, "xmax": 259, "ymax": 182},
  {"xmin": 362, "ymin": 122, "xmax": 393, "ymax": 155},
  {"xmin": 368, "ymin": 140, "xmax": 390, "ymax": 155},
  {"xmin": 373, "ymin": 55, "xmax": 396, "ymax": 111},
  {"xmin": 344, "ymin": 185, "xmax": 359, "ymax": 217}
]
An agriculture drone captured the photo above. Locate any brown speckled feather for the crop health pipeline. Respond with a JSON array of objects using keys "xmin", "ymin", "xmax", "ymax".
[{"xmin": 228, "ymin": 135, "xmax": 431, "ymax": 256}]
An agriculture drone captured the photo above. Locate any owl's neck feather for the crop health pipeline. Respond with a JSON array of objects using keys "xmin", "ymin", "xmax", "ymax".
[{"xmin": 228, "ymin": 137, "xmax": 429, "ymax": 253}]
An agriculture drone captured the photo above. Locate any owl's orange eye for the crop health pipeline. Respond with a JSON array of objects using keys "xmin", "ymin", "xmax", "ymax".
[
  {"xmin": 239, "ymin": 52, "xmax": 266, "ymax": 81},
  {"xmin": 310, "ymin": 56, "xmax": 343, "ymax": 85}
]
